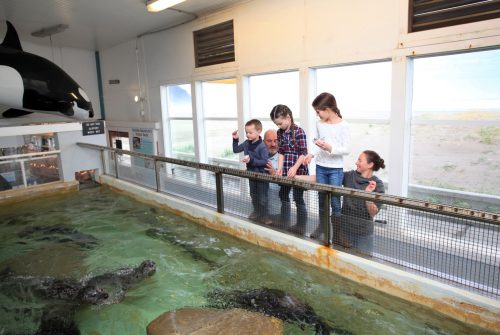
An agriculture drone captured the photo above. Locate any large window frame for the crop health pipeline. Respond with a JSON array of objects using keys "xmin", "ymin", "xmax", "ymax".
[
  {"xmin": 408, "ymin": 48, "xmax": 500, "ymax": 210},
  {"xmin": 314, "ymin": 60, "xmax": 392, "ymax": 181},
  {"xmin": 200, "ymin": 78, "xmax": 239, "ymax": 167},
  {"xmin": 247, "ymin": 70, "xmax": 301, "ymax": 131},
  {"xmin": 161, "ymin": 83, "xmax": 195, "ymax": 161}
]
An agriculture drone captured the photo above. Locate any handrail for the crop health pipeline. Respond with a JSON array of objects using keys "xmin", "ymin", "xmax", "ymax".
[
  {"xmin": 77, "ymin": 142, "xmax": 499, "ymax": 225},
  {"xmin": 0, "ymin": 150, "xmax": 61, "ymax": 161}
]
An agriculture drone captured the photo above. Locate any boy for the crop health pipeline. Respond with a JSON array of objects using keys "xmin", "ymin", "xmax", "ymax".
[{"xmin": 232, "ymin": 119, "xmax": 271, "ymax": 224}]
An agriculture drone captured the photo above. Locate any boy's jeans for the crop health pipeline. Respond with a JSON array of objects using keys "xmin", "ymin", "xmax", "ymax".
[{"xmin": 249, "ymin": 179, "xmax": 269, "ymax": 218}]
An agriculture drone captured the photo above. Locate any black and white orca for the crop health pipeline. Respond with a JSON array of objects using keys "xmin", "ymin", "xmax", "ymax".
[{"xmin": 0, "ymin": 20, "xmax": 94, "ymax": 119}]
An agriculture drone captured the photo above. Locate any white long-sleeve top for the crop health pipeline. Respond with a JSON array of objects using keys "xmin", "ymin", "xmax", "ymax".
[{"xmin": 312, "ymin": 119, "xmax": 350, "ymax": 168}]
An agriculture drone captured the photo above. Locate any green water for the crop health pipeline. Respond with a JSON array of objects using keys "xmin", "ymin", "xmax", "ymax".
[{"xmin": 0, "ymin": 186, "xmax": 495, "ymax": 335}]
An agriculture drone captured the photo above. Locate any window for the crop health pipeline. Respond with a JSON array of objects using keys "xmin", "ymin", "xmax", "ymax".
[
  {"xmin": 163, "ymin": 84, "xmax": 195, "ymax": 161},
  {"xmin": 410, "ymin": 49, "xmax": 500, "ymax": 210},
  {"xmin": 316, "ymin": 62, "xmax": 392, "ymax": 180},
  {"xmin": 248, "ymin": 71, "xmax": 300, "ymax": 130},
  {"xmin": 201, "ymin": 78, "xmax": 238, "ymax": 163}
]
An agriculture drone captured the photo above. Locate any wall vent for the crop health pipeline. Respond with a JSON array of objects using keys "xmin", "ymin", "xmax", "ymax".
[
  {"xmin": 193, "ymin": 20, "xmax": 235, "ymax": 67},
  {"xmin": 409, "ymin": 0, "xmax": 500, "ymax": 33}
]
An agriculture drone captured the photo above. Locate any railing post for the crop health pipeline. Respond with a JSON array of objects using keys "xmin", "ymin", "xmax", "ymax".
[
  {"xmin": 113, "ymin": 152, "xmax": 119, "ymax": 178},
  {"xmin": 215, "ymin": 172, "xmax": 224, "ymax": 214},
  {"xmin": 322, "ymin": 192, "xmax": 331, "ymax": 246},
  {"xmin": 20, "ymin": 161, "xmax": 28, "ymax": 187},
  {"xmin": 154, "ymin": 159, "xmax": 160, "ymax": 192},
  {"xmin": 100, "ymin": 149, "xmax": 106, "ymax": 175}
]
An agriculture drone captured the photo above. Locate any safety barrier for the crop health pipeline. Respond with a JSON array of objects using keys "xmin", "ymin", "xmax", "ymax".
[{"xmin": 77, "ymin": 142, "xmax": 499, "ymax": 299}]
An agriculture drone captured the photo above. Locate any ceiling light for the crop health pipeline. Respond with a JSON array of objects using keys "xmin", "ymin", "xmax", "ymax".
[
  {"xmin": 146, "ymin": 0, "xmax": 186, "ymax": 13},
  {"xmin": 31, "ymin": 24, "xmax": 69, "ymax": 37}
]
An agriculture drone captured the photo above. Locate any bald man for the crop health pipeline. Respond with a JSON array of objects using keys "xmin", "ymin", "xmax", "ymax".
[{"xmin": 264, "ymin": 129, "xmax": 278, "ymax": 175}]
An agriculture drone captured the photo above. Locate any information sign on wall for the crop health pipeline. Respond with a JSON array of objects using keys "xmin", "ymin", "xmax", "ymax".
[{"xmin": 82, "ymin": 121, "xmax": 105, "ymax": 136}]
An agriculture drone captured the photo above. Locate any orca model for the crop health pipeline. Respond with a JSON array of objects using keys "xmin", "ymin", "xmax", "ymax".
[{"xmin": 0, "ymin": 20, "xmax": 94, "ymax": 119}]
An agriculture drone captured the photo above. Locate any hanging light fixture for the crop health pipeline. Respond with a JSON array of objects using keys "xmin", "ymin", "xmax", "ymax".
[
  {"xmin": 31, "ymin": 24, "xmax": 69, "ymax": 37},
  {"xmin": 146, "ymin": 0, "xmax": 186, "ymax": 13}
]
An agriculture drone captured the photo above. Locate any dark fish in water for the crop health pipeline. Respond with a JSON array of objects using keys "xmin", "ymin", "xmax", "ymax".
[{"xmin": 207, "ymin": 287, "xmax": 353, "ymax": 335}]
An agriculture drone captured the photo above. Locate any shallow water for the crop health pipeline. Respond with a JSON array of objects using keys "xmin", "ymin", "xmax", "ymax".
[{"xmin": 0, "ymin": 186, "xmax": 496, "ymax": 335}]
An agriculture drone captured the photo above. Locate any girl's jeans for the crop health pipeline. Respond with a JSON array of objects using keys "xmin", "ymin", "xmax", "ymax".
[{"xmin": 316, "ymin": 165, "xmax": 343, "ymax": 216}]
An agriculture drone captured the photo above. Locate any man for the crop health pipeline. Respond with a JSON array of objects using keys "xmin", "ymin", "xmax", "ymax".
[
  {"xmin": 263, "ymin": 129, "xmax": 280, "ymax": 220},
  {"xmin": 263, "ymin": 129, "xmax": 278, "ymax": 174}
]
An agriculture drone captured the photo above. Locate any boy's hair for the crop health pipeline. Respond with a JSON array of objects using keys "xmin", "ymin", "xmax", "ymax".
[{"xmin": 245, "ymin": 119, "xmax": 263, "ymax": 132}]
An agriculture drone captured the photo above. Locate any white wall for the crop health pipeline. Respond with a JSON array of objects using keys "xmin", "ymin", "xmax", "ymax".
[
  {"xmin": 99, "ymin": 39, "xmax": 145, "ymax": 123},
  {"xmin": 58, "ymin": 129, "xmax": 106, "ymax": 181},
  {"xmin": 99, "ymin": 0, "xmax": 500, "ymax": 194}
]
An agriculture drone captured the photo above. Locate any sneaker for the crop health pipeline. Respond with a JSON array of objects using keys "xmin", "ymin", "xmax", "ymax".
[
  {"xmin": 261, "ymin": 216, "xmax": 273, "ymax": 225},
  {"xmin": 287, "ymin": 225, "xmax": 305, "ymax": 235},
  {"xmin": 332, "ymin": 235, "xmax": 352, "ymax": 248},
  {"xmin": 248, "ymin": 212, "xmax": 259, "ymax": 220}
]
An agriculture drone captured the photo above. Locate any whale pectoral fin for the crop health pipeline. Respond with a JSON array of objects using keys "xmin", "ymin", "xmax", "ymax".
[
  {"xmin": 57, "ymin": 101, "xmax": 74, "ymax": 116},
  {"xmin": 2, "ymin": 108, "xmax": 33, "ymax": 118}
]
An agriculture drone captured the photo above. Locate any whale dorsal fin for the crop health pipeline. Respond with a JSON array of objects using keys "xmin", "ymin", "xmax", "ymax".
[{"xmin": 0, "ymin": 21, "xmax": 23, "ymax": 51}]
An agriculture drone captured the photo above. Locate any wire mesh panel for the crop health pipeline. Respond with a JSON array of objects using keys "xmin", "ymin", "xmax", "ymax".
[
  {"xmin": 158, "ymin": 162, "xmax": 217, "ymax": 209},
  {"xmin": 103, "ymin": 151, "xmax": 116, "ymax": 177},
  {"xmin": 77, "ymin": 143, "xmax": 500, "ymax": 299},
  {"xmin": 115, "ymin": 153, "xmax": 156, "ymax": 189},
  {"xmin": 223, "ymin": 175, "xmax": 322, "ymax": 238},
  {"xmin": 375, "ymin": 206, "xmax": 499, "ymax": 297},
  {"xmin": 309, "ymin": 193, "xmax": 500, "ymax": 298},
  {"xmin": 25, "ymin": 155, "xmax": 61, "ymax": 185},
  {"xmin": 0, "ymin": 161, "xmax": 23, "ymax": 188}
]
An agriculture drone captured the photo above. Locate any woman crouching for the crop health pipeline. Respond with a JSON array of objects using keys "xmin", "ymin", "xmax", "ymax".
[{"xmin": 341, "ymin": 150, "xmax": 385, "ymax": 253}]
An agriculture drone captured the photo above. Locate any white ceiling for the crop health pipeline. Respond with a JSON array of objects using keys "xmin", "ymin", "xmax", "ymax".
[{"xmin": 0, "ymin": 0, "xmax": 245, "ymax": 50}]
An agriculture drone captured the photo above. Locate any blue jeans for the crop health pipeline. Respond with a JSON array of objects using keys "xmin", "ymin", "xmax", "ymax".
[
  {"xmin": 344, "ymin": 230, "xmax": 374, "ymax": 255},
  {"xmin": 316, "ymin": 165, "xmax": 343, "ymax": 216},
  {"xmin": 249, "ymin": 179, "xmax": 269, "ymax": 218},
  {"xmin": 279, "ymin": 186, "xmax": 307, "ymax": 229}
]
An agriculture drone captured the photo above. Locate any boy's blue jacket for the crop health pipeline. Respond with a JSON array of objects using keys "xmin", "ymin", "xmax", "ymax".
[{"xmin": 232, "ymin": 137, "xmax": 269, "ymax": 173}]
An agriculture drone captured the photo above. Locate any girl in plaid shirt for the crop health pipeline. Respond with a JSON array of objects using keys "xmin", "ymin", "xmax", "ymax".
[{"xmin": 270, "ymin": 104, "xmax": 309, "ymax": 234}]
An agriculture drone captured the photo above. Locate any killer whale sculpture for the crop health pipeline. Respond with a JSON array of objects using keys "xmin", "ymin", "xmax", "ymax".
[
  {"xmin": 207, "ymin": 288, "xmax": 352, "ymax": 335},
  {"xmin": 0, "ymin": 260, "xmax": 156, "ymax": 334},
  {"xmin": 0, "ymin": 20, "xmax": 94, "ymax": 119}
]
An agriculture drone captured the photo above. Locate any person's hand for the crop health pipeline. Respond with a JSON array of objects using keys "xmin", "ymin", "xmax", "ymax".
[
  {"xmin": 365, "ymin": 180, "xmax": 377, "ymax": 192},
  {"xmin": 314, "ymin": 139, "xmax": 332, "ymax": 153},
  {"xmin": 241, "ymin": 155, "xmax": 250, "ymax": 163},
  {"xmin": 303, "ymin": 154, "xmax": 313, "ymax": 165},
  {"xmin": 276, "ymin": 168, "xmax": 283, "ymax": 177},
  {"xmin": 287, "ymin": 166, "xmax": 298, "ymax": 178},
  {"xmin": 265, "ymin": 161, "xmax": 276, "ymax": 175},
  {"xmin": 232, "ymin": 130, "xmax": 239, "ymax": 140}
]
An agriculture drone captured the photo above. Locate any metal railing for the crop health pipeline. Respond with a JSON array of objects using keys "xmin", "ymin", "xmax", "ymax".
[{"xmin": 77, "ymin": 142, "xmax": 500, "ymax": 299}]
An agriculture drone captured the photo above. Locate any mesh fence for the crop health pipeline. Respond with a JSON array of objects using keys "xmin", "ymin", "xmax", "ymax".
[
  {"xmin": 84, "ymin": 143, "xmax": 500, "ymax": 299},
  {"xmin": 158, "ymin": 163, "xmax": 218, "ymax": 208}
]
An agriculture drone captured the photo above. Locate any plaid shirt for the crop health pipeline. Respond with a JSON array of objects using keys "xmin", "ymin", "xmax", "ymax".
[{"xmin": 278, "ymin": 124, "xmax": 309, "ymax": 176}]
